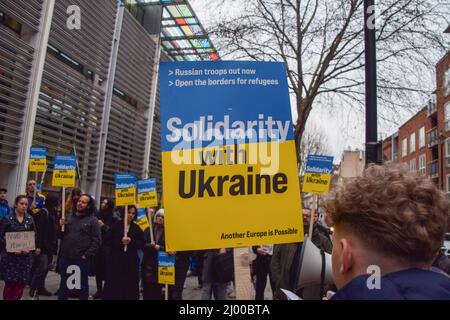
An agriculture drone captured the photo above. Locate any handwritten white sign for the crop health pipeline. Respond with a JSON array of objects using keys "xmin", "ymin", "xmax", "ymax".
[{"xmin": 5, "ymin": 231, "xmax": 35, "ymax": 252}]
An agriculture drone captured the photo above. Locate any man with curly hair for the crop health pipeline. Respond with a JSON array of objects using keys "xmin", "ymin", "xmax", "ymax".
[{"xmin": 323, "ymin": 163, "xmax": 450, "ymax": 299}]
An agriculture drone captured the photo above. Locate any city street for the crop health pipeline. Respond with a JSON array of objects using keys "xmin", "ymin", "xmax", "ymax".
[{"xmin": 0, "ymin": 267, "xmax": 273, "ymax": 301}]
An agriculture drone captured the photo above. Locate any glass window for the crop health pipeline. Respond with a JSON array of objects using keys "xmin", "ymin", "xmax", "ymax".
[
  {"xmin": 446, "ymin": 138, "xmax": 450, "ymax": 168},
  {"xmin": 447, "ymin": 175, "xmax": 450, "ymax": 193},
  {"xmin": 419, "ymin": 154, "xmax": 426, "ymax": 176},
  {"xmin": 402, "ymin": 138, "xmax": 407, "ymax": 157},
  {"xmin": 446, "ymin": 138, "xmax": 450, "ymax": 157},
  {"xmin": 444, "ymin": 67, "xmax": 450, "ymax": 97},
  {"xmin": 410, "ymin": 159, "xmax": 416, "ymax": 172},
  {"xmin": 419, "ymin": 127, "xmax": 425, "ymax": 148},
  {"xmin": 446, "ymin": 103, "xmax": 450, "ymax": 131},
  {"xmin": 410, "ymin": 132, "xmax": 416, "ymax": 153}
]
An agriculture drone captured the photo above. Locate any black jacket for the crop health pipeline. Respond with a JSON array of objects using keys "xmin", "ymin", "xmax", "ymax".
[
  {"xmin": 142, "ymin": 224, "xmax": 165, "ymax": 284},
  {"xmin": 31, "ymin": 207, "xmax": 57, "ymax": 254},
  {"xmin": 0, "ymin": 212, "xmax": 36, "ymax": 253},
  {"xmin": 59, "ymin": 212, "xmax": 101, "ymax": 260}
]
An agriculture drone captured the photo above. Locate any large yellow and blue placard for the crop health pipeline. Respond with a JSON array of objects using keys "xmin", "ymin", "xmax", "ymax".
[
  {"xmin": 302, "ymin": 155, "xmax": 334, "ymax": 194},
  {"xmin": 137, "ymin": 178, "xmax": 158, "ymax": 208},
  {"xmin": 158, "ymin": 251, "xmax": 175, "ymax": 285},
  {"xmin": 115, "ymin": 173, "xmax": 137, "ymax": 206},
  {"xmin": 52, "ymin": 155, "xmax": 77, "ymax": 187},
  {"xmin": 29, "ymin": 147, "xmax": 47, "ymax": 173},
  {"xmin": 160, "ymin": 61, "xmax": 303, "ymax": 251}
]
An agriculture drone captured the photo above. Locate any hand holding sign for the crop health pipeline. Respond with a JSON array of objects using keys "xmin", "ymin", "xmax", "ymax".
[
  {"xmin": 115, "ymin": 174, "xmax": 137, "ymax": 252},
  {"xmin": 122, "ymin": 237, "xmax": 131, "ymax": 245},
  {"xmin": 6, "ymin": 231, "xmax": 35, "ymax": 253}
]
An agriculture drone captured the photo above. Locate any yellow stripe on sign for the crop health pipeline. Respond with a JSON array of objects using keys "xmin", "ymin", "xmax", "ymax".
[
  {"xmin": 135, "ymin": 218, "xmax": 150, "ymax": 232},
  {"xmin": 52, "ymin": 170, "xmax": 76, "ymax": 187},
  {"xmin": 29, "ymin": 159, "xmax": 47, "ymax": 173},
  {"xmin": 302, "ymin": 172, "xmax": 331, "ymax": 194},
  {"xmin": 158, "ymin": 266, "xmax": 175, "ymax": 285},
  {"xmin": 138, "ymin": 191, "xmax": 158, "ymax": 208},
  {"xmin": 115, "ymin": 188, "xmax": 137, "ymax": 206},
  {"xmin": 162, "ymin": 140, "xmax": 303, "ymax": 251}
]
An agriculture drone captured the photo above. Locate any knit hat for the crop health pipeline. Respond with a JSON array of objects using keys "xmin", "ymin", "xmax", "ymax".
[
  {"xmin": 155, "ymin": 208, "xmax": 164, "ymax": 217},
  {"xmin": 154, "ymin": 208, "xmax": 164, "ymax": 222}
]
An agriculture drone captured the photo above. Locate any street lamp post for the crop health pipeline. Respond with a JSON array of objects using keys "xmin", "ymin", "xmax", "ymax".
[{"xmin": 364, "ymin": 0, "xmax": 379, "ymax": 164}]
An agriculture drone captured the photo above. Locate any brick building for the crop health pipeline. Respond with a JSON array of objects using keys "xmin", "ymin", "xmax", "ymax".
[
  {"xmin": 436, "ymin": 49, "xmax": 450, "ymax": 192},
  {"xmin": 383, "ymin": 29, "xmax": 449, "ymax": 194}
]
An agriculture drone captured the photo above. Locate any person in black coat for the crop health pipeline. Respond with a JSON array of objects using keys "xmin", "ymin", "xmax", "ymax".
[
  {"xmin": 29, "ymin": 195, "xmax": 57, "ymax": 297},
  {"xmin": 252, "ymin": 245, "xmax": 275, "ymax": 300},
  {"xmin": 142, "ymin": 208, "xmax": 165, "ymax": 300},
  {"xmin": 57, "ymin": 194, "xmax": 101, "ymax": 301},
  {"xmin": 168, "ymin": 250, "xmax": 192, "ymax": 300},
  {"xmin": 0, "ymin": 195, "xmax": 37, "ymax": 300},
  {"xmin": 102, "ymin": 205, "xmax": 145, "ymax": 300},
  {"xmin": 201, "ymin": 248, "xmax": 234, "ymax": 300},
  {"xmin": 92, "ymin": 198, "xmax": 118, "ymax": 299}
]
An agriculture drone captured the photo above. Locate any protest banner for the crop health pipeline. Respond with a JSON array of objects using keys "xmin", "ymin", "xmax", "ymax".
[
  {"xmin": 158, "ymin": 251, "xmax": 175, "ymax": 300},
  {"xmin": 5, "ymin": 231, "xmax": 35, "ymax": 253},
  {"xmin": 29, "ymin": 147, "xmax": 47, "ymax": 204},
  {"xmin": 52, "ymin": 155, "xmax": 77, "ymax": 232},
  {"xmin": 137, "ymin": 178, "xmax": 158, "ymax": 208},
  {"xmin": 302, "ymin": 154, "xmax": 334, "ymax": 236},
  {"xmin": 160, "ymin": 61, "xmax": 303, "ymax": 251},
  {"xmin": 115, "ymin": 173, "xmax": 137, "ymax": 252},
  {"xmin": 302, "ymin": 155, "xmax": 334, "ymax": 194},
  {"xmin": 52, "ymin": 155, "xmax": 77, "ymax": 187},
  {"xmin": 29, "ymin": 147, "xmax": 47, "ymax": 173},
  {"xmin": 115, "ymin": 173, "xmax": 137, "ymax": 206}
]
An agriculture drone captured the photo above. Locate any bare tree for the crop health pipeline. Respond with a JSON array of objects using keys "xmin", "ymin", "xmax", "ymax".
[
  {"xmin": 298, "ymin": 123, "xmax": 331, "ymax": 176},
  {"xmin": 197, "ymin": 0, "xmax": 449, "ymax": 161}
]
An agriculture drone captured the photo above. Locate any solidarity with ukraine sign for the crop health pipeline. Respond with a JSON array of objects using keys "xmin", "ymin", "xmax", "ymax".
[
  {"xmin": 115, "ymin": 174, "xmax": 137, "ymax": 206},
  {"xmin": 52, "ymin": 155, "xmax": 77, "ymax": 187},
  {"xmin": 302, "ymin": 155, "xmax": 334, "ymax": 194},
  {"xmin": 160, "ymin": 61, "xmax": 303, "ymax": 251},
  {"xmin": 137, "ymin": 178, "xmax": 158, "ymax": 208},
  {"xmin": 158, "ymin": 251, "xmax": 175, "ymax": 285},
  {"xmin": 29, "ymin": 147, "xmax": 47, "ymax": 172}
]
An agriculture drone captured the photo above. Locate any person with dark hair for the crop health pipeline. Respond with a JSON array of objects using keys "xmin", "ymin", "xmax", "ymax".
[
  {"xmin": 57, "ymin": 194, "xmax": 101, "ymax": 300},
  {"xmin": 25, "ymin": 180, "xmax": 45, "ymax": 214},
  {"xmin": 142, "ymin": 208, "xmax": 165, "ymax": 300},
  {"xmin": 271, "ymin": 207, "xmax": 332, "ymax": 300},
  {"xmin": 0, "ymin": 195, "xmax": 36, "ymax": 300},
  {"xmin": 92, "ymin": 198, "xmax": 118, "ymax": 299},
  {"xmin": 102, "ymin": 205, "xmax": 145, "ymax": 300},
  {"xmin": 42, "ymin": 193, "xmax": 59, "ymax": 271},
  {"xmin": 323, "ymin": 163, "xmax": 450, "ymax": 300},
  {"xmin": 65, "ymin": 188, "xmax": 82, "ymax": 214},
  {"xmin": 168, "ymin": 250, "xmax": 191, "ymax": 300},
  {"xmin": 201, "ymin": 248, "xmax": 234, "ymax": 300},
  {"xmin": 29, "ymin": 190, "xmax": 57, "ymax": 298},
  {"xmin": 0, "ymin": 188, "xmax": 11, "ymax": 221},
  {"xmin": 252, "ymin": 244, "xmax": 275, "ymax": 300}
]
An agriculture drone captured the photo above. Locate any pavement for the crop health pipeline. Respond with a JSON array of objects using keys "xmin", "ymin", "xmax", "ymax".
[{"xmin": 0, "ymin": 269, "xmax": 273, "ymax": 300}]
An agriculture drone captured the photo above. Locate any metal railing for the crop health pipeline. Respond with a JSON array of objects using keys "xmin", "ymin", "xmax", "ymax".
[
  {"xmin": 428, "ymin": 127, "xmax": 439, "ymax": 147},
  {"xmin": 429, "ymin": 160, "xmax": 439, "ymax": 178}
]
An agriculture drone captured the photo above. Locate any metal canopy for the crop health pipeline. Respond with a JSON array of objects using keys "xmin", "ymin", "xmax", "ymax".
[{"xmin": 123, "ymin": 0, "xmax": 220, "ymax": 61}]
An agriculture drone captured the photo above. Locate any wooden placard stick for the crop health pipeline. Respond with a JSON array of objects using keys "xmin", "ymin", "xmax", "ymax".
[{"xmin": 124, "ymin": 205, "xmax": 128, "ymax": 252}]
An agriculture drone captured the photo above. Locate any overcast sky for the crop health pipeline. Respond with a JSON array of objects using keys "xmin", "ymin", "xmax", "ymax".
[{"xmin": 189, "ymin": 0, "xmax": 449, "ymax": 162}]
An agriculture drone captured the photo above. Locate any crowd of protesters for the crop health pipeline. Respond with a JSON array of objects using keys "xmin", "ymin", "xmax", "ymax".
[
  {"xmin": 1, "ymin": 163, "xmax": 450, "ymax": 300},
  {"xmin": 0, "ymin": 182, "xmax": 236, "ymax": 300}
]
